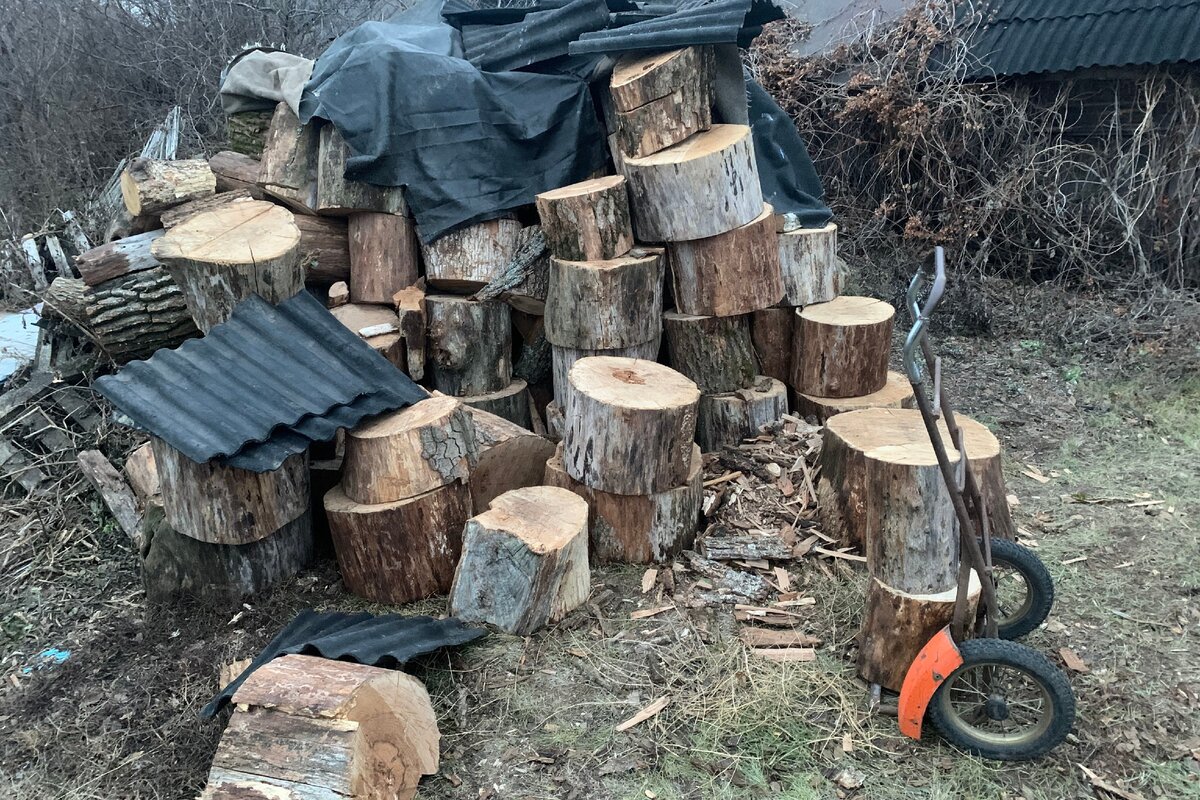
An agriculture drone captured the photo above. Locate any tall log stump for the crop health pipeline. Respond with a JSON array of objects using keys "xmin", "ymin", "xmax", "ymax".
[
  {"xmin": 317, "ymin": 125, "xmax": 409, "ymax": 215},
  {"xmin": 462, "ymin": 380, "xmax": 531, "ymax": 428},
  {"xmin": 324, "ymin": 480, "xmax": 472, "ymax": 603},
  {"xmin": 791, "ymin": 296, "xmax": 894, "ymax": 398},
  {"xmin": 257, "ymin": 102, "xmax": 318, "ymax": 213},
  {"xmin": 120, "ymin": 158, "xmax": 216, "ymax": 217},
  {"xmin": 668, "ymin": 205, "xmax": 783, "ymax": 316},
  {"xmin": 201, "ymin": 654, "xmax": 438, "ymax": 800},
  {"xmin": 622, "ymin": 124, "xmax": 762, "ymax": 241},
  {"xmin": 750, "ymin": 307, "xmax": 794, "ymax": 386},
  {"xmin": 426, "ymin": 294, "xmax": 512, "ymax": 396},
  {"xmin": 152, "ymin": 200, "xmax": 302, "ymax": 332},
  {"xmin": 663, "ymin": 311, "xmax": 757, "ymax": 393},
  {"xmin": 330, "ymin": 302, "xmax": 406, "ymax": 370},
  {"xmin": 544, "ymin": 443, "xmax": 701, "ymax": 563},
  {"xmin": 422, "ymin": 218, "xmax": 521, "ymax": 292},
  {"xmin": 695, "ymin": 376, "xmax": 789, "ymax": 453},
  {"xmin": 951, "ymin": 414, "xmax": 1016, "ymax": 541},
  {"xmin": 449, "ymin": 486, "xmax": 589, "ymax": 635},
  {"xmin": 562, "ymin": 357, "xmax": 699, "ymax": 494},
  {"xmin": 795, "ymin": 370, "xmax": 916, "ymax": 423},
  {"xmin": 778, "ymin": 222, "xmax": 841, "ymax": 306},
  {"xmin": 550, "ymin": 337, "xmax": 660, "ymax": 408},
  {"xmin": 535, "ymin": 175, "xmax": 633, "ymax": 261},
  {"xmin": 466, "ymin": 406, "xmax": 555, "ymax": 511},
  {"xmin": 349, "ymin": 212, "xmax": 420, "ymax": 303}
]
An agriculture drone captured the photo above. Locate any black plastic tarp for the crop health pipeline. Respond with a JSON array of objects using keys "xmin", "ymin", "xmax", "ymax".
[{"xmin": 747, "ymin": 78, "xmax": 833, "ymax": 228}]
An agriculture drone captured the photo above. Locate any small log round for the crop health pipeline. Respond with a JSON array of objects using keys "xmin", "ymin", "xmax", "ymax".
[
  {"xmin": 426, "ymin": 294, "xmax": 512, "ymax": 396},
  {"xmin": 317, "ymin": 125, "xmax": 408, "ymax": 215},
  {"xmin": 953, "ymin": 414, "xmax": 1016, "ymax": 542},
  {"xmin": 535, "ymin": 175, "xmax": 633, "ymax": 261},
  {"xmin": 449, "ymin": 486, "xmax": 590, "ymax": 635},
  {"xmin": 422, "ymin": 218, "xmax": 521, "ymax": 292},
  {"xmin": 330, "ymin": 303, "xmax": 406, "ymax": 370},
  {"xmin": 294, "ymin": 214, "xmax": 351, "ymax": 283},
  {"xmin": 465, "ymin": 406, "xmax": 555, "ymax": 511},
  {"xmin": 325, "ymin": 480, "xmax": 472, "ymax": 604},
  {"xmin": 121, "ymin": 157, "xmax": 216, "ymax": 217},
  {"xmin": 615, "ymin": 80, "xmax": 711, "ymax": 158},
  {"xmin": 858, "ymin": 573, "xmax": 982, "ymax": 692},
  {"xmin": 796, "ymin": 370, "xmax": 916, "ymax": 423},
  {"xmin": 778, "ymin": 222, "xmax": 841, "ymax": 306},
  {"xmin": 791, "ymin": 296, "xmax": 895, "ymax": 398},
  {"xmin": 349, "ymin": 212, "xmax": 420, "ymax": 303},
  {"xmin": 544, "ymin": 443, "xmax": 701, "ymax": 563},
  {"xmin": 663, "ymin": 311, "xmax": 757, "ymax": 393},
  {"xmin": 562, "ymin": 356, "xmax": 699, "ymax": 494},
  {"xmin": 550, "ymin": 337, "xmax": 660, "ymax": 408},
  {"xmin": 342, "ymin": 395, "xmax": 477, "ymax": 505},
  {"xmin": 695, "ymin": 376, "xmax": 789, "ymax": 453},
  {"xmin": 610, "ymin": 46, "xmax": 710, "ymax": 111},
  {"xmin": 152, "ymin": 200, "xmax": 303, "ymax": 332},
  {"xmin": 208, "ymin": 150, "xmax": 265, "ymax": 198},
  {"xmin": 544, "ymin": 248, "xmax": 664, "ymax": 350},
  {"xmin": 667, "ymin": 205, "xmax": 783, "ymax": 316},
  {"xmin": 622, "ymin": 124, "xmax": 762, "ymax": 242},
  {"xmin": 151, "ymin": 438, "xmax": 309, "ymax": 546},
  {"xmin": 462, "ymin": 380, "xmax": 531, "ymax": 428},
  {"xmin": 750, "ymin": 307, "xmax": 794, "ymax": 385}
]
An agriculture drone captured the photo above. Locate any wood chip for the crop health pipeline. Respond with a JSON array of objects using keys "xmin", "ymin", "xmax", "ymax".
[
  {"xmin": 641, "ymin": 568, "xmax": 658, "ymax": 594},
  {"xmin": 739, "ymin": 628, "xmax": 821, "ymax": 648},
  {"xmin": 1060, "ymin": 647, "xmax": 1090, "ymax": 674},
  {"xmin": 1061, "ymin": 555, "xmax": 1088, "ymax": 566},
  {"xmin": 630, "ymin": 605, "xmax": 674, "ymax": 620},
  {"xmin": 773, "ymin": 597, "xmax": 815, "ymax": 608},
  {"xmin": 615, "ymin": 695, "xmax": 670, "ymax": 732},
  {"xmin": 751, "ymin": 647, "xmax": 816, "ymax": 663},
  {"xmin": 703, "ymin": 471, "xmax": 742, "ymax": 488},
  {"xmin": 813, "ymin": 546, "xmax": 867, "ymax": 563},
  {"xmin": 1078, "ymin": 765, "xmax": 1147, "ymax": 800},
  {"xmin": 773, "ymin": 566, "xmax": 791, "ymax": 593},
  {"xmin": 1021, "ymin": 464, "xmax": 1052, "ymax": 483}
]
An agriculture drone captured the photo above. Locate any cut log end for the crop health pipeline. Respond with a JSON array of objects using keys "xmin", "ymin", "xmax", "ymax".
[{"xmin": 795, "ymin": 370, "xmax": 916, "ymax": 423}]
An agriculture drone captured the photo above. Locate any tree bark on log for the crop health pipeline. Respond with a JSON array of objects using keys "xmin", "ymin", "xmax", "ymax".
[
  {"xmin": 795, "ymin": 370, "xmax": 916, "ymax": 423},
  {"xmin": 317, "ymin": 125, "xmax": 409, "ymax": 215},
  {"xmin": 470, "ymin": 225, "xmax": 550, "ymax": 314},
  {"xmin": 545, "ymin": 248, "xmax": 664, "ymax": 349},
  {"xmin": 426, "ymin": 294, "xmax": 512, "ymax": 396},
  {"xmin": 225, "ymin": 110, "xmax": 273, "ymax": 158},
  {"xmin": 622, "ymin": 124, "xmax": 762, "ymax": 242},
  {"xmin": 329, "ymin": 302, "xmax": 406, "ymax": 370},
  {"xmin": 615, "ymin": 79, "xmax": 712, "ymax": 158},
  {"xmin": 952, "ymin": 414, "xmax": 1015, "ymax": 542},
  {"xmin": 152, "ymin": 200, "xmax": 303, "ymax": 332},
  {"xmin": 257, "ymin": 102, "xmax": 319, "ymax": 214},
  {"xmin": 208, "ymin": 150, "xmax": 266, "ymax": 198},
  {"xmin": 610, "ymin": 46, "xmax": 711, "ymax": 111},
  {"xmin": 342, "ymin": 395, "xmax": 477, "ymax": 505},
  {"xmin": 563, "ymin": 356, "xmax": 699, "ymax": 494},
  {"xmin": 750, "ymin": 307, "xmax": 793, "ymax": 386},
  {"xmin": 545, "ymin": 400, "xmax": 564, "ymax": 440},
  {"xmin": 120, "ymin": 158, "xmax": 216, "ymax": 217},
  {"xmin": 663, "ymin": 311, "xmax": 757, "ymax": 393},
  {"xmin": 75, "ymin": 230, "xmax": 165, "ymax": 286},
  {"xmin": 324, "ymin": 480, "xmax": 472, "ymax": 603},
  {"xmin": 535, "ymin": 176, "xmax": 633, "ymax": 262},
  {"xmin": 668, "ymin": 205, "xmax": 783, "ymax": 316},
  {"xmin": 462, "ymin": 380, "xmax": 532, "ymax": 428},
  {"xmin": 393, "ymin": 285, "xmax": 426, "ymax": 380},
  {"xmin": 294, "ymin": 214, "xmax": 351, "ymax": 283},
  {"xmin": 791, "ymin": 296, "xmax": 895, "ymax": 398},
  {"xmin": 778, "ymin": 222, "xmax": 841, "ymax": 306},
  {"xmin": 449, "ymin": 486, "xmax": 589, "ymax": 635},
  {"xmin": 151, "ymin": 438, "xmax": 310, "ymax": 546},
  {"xmin": 160, "ymin": 191, "xmax": 254, "ymax": 229},
  {"xmin": 695, "ymin": 376, "xmax": 789, "ymax": 453},
  {"xmin": 550, "ymin": 337, "xmax": 660, "ymax": 408},
  {"xmin": 858, "ymin": 573, "xmax": 981, "ymax": 692},
  {"xmin": 348, "ymin": 212, "xmax": 420, "ymax": 303},
  {"xmin": 422, "ymin": 218, "xmax": 521, "ymax": 292},
  {"xmin": 544, "ymin": 443, "xmax": 701, "ymax": 563},
  {"xmin": 465, "ymin": 405, "xmax": 555, "ymax": 511}
]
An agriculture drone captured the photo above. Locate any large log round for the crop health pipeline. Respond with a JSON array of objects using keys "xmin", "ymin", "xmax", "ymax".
[
  {"xmin": 610, "ymin": 46, "xmax": 710, "ymax": 111},
  {"xmin": 791, "ymin": 296, "xmax": 894, "ymax": 398},
  {"xmin": 662, "ymin": 311, "xmax": 757, "ymax": 393},
  {"xmin": 778, "ymin": 222, "xmax": 840, "ymax": 306},
  {"xmin": 544, "ymin": 248, "xmax": 664, "ymax": 349},
  {"xmin": 562, "ymin": 356, "xmax": 699, "ymax": 494},
  {"xmin": 422, "ymin": 218, "xmax": 521, "ymax": 292},
  {"xmin": 550, "ymin": 338, "xmax": 660, "ymax": 408},
  {"xmin": 535, "ymin": 175, "xmax": 633, "ymax": 261},
  {"xmin": 668, "ymin": 205, "xmax": 784, "ymax": 316},
  {"xmin": 426, "ymin": 295, "xmax": 512, "ymax": 396},
  {"xmin": 695, "ymin": 376, "xmax": 789, "ymax": 453},
  {"xmin": 795, "ymin": 370, "xmax": 916, "ymax": 423},
  {"xmin": 615, "ymin": 78, "xmax": 711, "ymax": 158}
]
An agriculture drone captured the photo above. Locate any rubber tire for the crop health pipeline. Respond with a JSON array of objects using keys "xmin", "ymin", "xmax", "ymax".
[
  {"xmin": 929, "ymin": 638, "xmax": 1076, "ymax": 761},
  {"xmin": 988, "ymin": 538, "xmax": 1054, "ymax": 640}
]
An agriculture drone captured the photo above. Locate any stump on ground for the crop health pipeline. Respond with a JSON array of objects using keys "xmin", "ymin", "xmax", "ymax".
[
  {"xmin": 341, "ymin": 395, "xmax": 476, "ymax": 505},
  {"xmin": 545, "ymin": 248, "xmax": 664, "ymax": 349},
  {"xmin": 462, "ymin": 380, "xmax": 532, "ymax": 428},
  {"xmin": 695, "ymin": 376, "xmax": 789, "ymax": 452},
  {"xmin": 317, "ymin": 125, "xmax": 409, "ymax": 215},
  {"xmin": 294, "ymin": 214, "xmax": 351, "ymax": 283},
  {"xmin": 422, "ymin": 218, "xmax": 521, "ymax": 292},
  {"xmin": 330, "ymin": 302, "xmax": 406, "ymax": 370},
  {"xmin": 324, "ymin": 480, "xmax": 472, "ymax": 603},
  {"xmin": 668, "ymin": 205, "xmax": 783, "ymax": 316},
  {"xmin": 257, "ymin": 102, "xmax": 319, "ymax": 213},
  {"xmin": 749, "ymin": 307, "xmax": 794, "ymax": 386},
  {"xmin": 544, "ymin": 443, "xmax": 701, "ymax": 563},
  {"xmin": 610, "ymin": 46, "xmax": 711, "ymax": 111},
  {"xmin": 615, "ymin": 78, "xmax": 712, "ymax": 158},
  {"xmin": 449, "ymin": 486, "xmax": 589, "ymax": 635},
  {"xmin": 426, "ymin": 295, "xmax": 512, "ymax": 396},
  {"xmin": 663, "ymin": 311, "xmax": 757, "ymax": 393},
  {"xmin": 151, "ymin": 200, "xmax": 302, "ymax": 332},
  {"xmin": 200, "ymin": 654, "xmax": 438, "ymax": 800},
  {"xmin": 778, "ymin": 222, "xmax": 840, "ymax": 306},
  {"xmin": 349, "ymin": 212, "xmax": 420, "ymax": 303},
  {"xmin": 550, "ymin": 337, "xmax": 660, "ymax": 408},
  {"xmin": 120, "ymin": 158, "xmax": 216, "ymax": 217},
  {"xmin": 466, "ymin": 406, "xmax": 555, "ymax": 511},
  {"xmin": 795, "ymin": 370, "xmax": 916, "ymax": 423},
  {"xmin": 791, "ymin": 296, "xmax": 894, "ymax": 398},
  {"xmin": 535, "ymin": 175, "xmax": 633, "ymax": 262},
  {"xmin": 208, "ymin": 150, "xmax": 265, "ymax": 198},
  {"xmin": 563, "ymin": 357, "xmax": 699, "ymax": 494}
]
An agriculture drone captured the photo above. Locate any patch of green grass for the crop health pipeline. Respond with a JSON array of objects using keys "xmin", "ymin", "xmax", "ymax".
[{"xmin": 1136, "ymin": 759, "xmax": 1200, "ymax": 798}]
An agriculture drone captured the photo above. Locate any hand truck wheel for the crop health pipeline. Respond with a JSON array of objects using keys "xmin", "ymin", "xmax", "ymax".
[{"xmin": 986, "ymin": 538, "xmax": 1054, "ymax": 640}]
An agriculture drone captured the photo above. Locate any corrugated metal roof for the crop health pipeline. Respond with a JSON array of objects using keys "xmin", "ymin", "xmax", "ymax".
[
  {"xmin": 963, "ymin": 0, "xmax": 1200, "ymax": 77},
  {"xmin": 201, "ymin": 610, "xmax": 485, "ymax": 718},
  {"xmin": 462, "ymin": 0, "xmax": 611, "ymax": 71},
  {"xmin": 569, "ymin": 0, "xmax": 782, "ymax": 54},
  {"xmin": 95, "ymin": 291, "xmax": 427, "ymax": 472}
]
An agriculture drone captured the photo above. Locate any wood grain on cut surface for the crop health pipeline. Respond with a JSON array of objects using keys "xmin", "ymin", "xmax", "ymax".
[
  {"xmin": 695, "ymin": 376, "xmax": 789, "ymax": 453},
  {"xmin": 615, "ymin": 78, "xmax": 711, "ymax": 158},
  {"xmin": 795, "ymin": 370, "xmax": 916, "ymax": 423},
  {"xmin": 550, "ymin": 338, "xmax": 660, "ymax": 408},
  {"xmin": 466, "ymin": 405, "xmax": 555, "ymax": 510},
  {"xmin": 120, "ymin": 158, "xmax": 216, "ymax": 217},
  {"xmin": 610, "ymin": 46, "xmax": 709, "ymax": 111},
  {"xmin": 329, "ymin": 302, "xmax": 406, "ymax": 370}
]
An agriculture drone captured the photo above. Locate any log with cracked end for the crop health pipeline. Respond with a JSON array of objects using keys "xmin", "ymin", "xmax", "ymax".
[
  {"xmin": 120, "ymin": 157, "xmax": 216, "ymax": 217},
  {"xmin": 609, "ymin": 46, "xmax": 711, "ymax": 112},
  {"xmin": 791, "ymin": 296, "xmax": 895, "ymax": 398}
]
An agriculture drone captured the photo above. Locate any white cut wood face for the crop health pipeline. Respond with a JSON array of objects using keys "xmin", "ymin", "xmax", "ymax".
[
  {"xmin": 568, "ymin": 356, "xmax": 699, "ymax": 410},
  {"xmin": 799, "ymin": 295, "xmax": 894, "ymax": 326},
  {"xmin": 480, "ymin": 486, "xmax": 588, "ymax": 553},
  {"xmin": 624, "ymin": 123, "xmax": 749, "ymax": 166},
  {"xmin": 826, "ymin": 407, "xmax": 1000, "ymax": 465},
  {"xmin": 154, "ymin": 201, "xmax": 300, "ymax": 264},
  {"xmin": 536, "ymin": 174, "xmax": 624, "ymax": 200}
]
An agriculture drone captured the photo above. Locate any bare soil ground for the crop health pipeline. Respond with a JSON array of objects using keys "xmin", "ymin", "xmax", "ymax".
[{"xmin": 1, "ymin": 278, "xmax": 1198, "ymax": 800}]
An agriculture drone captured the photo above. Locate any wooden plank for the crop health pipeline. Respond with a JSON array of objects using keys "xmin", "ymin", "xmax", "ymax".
[
  {"xmin": 77, "ymin": 449, "xmax": 142, "ymax": 547},
  {"xmin": 739, "ymin": 628, "xmax": 821, "ymax": 648},
  {"xmin": 752, "ymin": 647, "xmax": 816, "ymax": 663}
]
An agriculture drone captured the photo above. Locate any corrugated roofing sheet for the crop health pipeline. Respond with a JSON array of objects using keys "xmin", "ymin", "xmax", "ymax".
[
  {"xmin": 569, "ymin": 0, "xmax": 782, "ymax": 54},
  {"xmin": 95, "ymin": 291, "xmax": 428, "ymax": 472},
  {"xmin": 462, "ymin": 0, "xmax": 611, "ymax": 71},
  {"xmin": 201, "ymin": 610, "xmax": 485, "ymax": 718},
  {"xmin": 963, "ymin": 0, "xmax": 1200, "ymax": 77}
]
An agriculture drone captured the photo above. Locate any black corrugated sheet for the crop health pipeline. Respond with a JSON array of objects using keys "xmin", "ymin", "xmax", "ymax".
[
  {"xmin": 202, "ymin": 610, "xmax": 485, "ymax": 718},
  {"xmin": 962, "ymin": 0, "xmax": 1200, "ymax": 78},
  {"xmin": 569, "ymin": 0, "xmax": 783, "ymax": 55},
  {"xmin": 462, "ymin": 0, "xmax": 611, "ymax": 71},
  {"xmin": 95, "ymin": 291, "xmax": 428, "ymax": 472}
]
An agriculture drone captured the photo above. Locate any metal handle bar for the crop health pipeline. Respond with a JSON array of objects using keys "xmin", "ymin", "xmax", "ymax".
[{"xmin": 902, "ymin": 246, "xmax": 946, "ymax": 385}]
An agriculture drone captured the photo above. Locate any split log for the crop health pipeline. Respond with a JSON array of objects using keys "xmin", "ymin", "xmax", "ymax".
[
  {"xmin": 151, "ymin": 438, "xmax": 310, "ymax": 546},
  {"xmin": 615, "ymin": 78, "xmax": 712, "ymax": 158},
  {"xmin": 422, "ymin": 218, "xmax": 521, "ymax": 292},
  {"xmin": 330, "ymin": 303, "xmax": 406, "ymax": 370},
  {"xmin": 816, "ymin": 408, "xmax": 960, "ymax": 592},
  {"xmin": 750, "ymin": 307, "xmax": 793, "ymax": 385},
  {"xmin": 327, "ymin": 281, "xmax": 349, "ymax": 307},
  {"xmin": 662, "ymin": 311, "xmax": 757, "ymax": 393},
  {"xmin": 77, "ymin": 449, "xmax": 142, "ymax": 548},
  {"xmin": 75, "ymin": 230, "xmax": 165, "ymax": 286},
  {"xmin": 470, "ymin": 225, "xmax": 550, "ymax": 314},
  {"xmin": 695, "ymin": 376, "xmax": 789, "ymax": 453},
  {"xmin": 550, "ymin": 337, "xmax": 660, "ymax": 408},
  {"xmin": 610, "ymin": 46, "xmax": 710, "ymax": 111},
  {"xmin": 778, "ymin": 222, "xmax": 840, "ymax": 306},
  {"xmin": 858, "ymin": 573, "xmax": 981, "ymax": 692},
  {"xmin": 952, "ymin": 414, "xmax": 1015, "ymax": 542},
  {"xmin": 257, "ymin": 102, "xmax": 319, "ymax": 213},
  {"xmin": 535, "ymin": 175, "xmax": 633, "ymax": 262},
  {"xmin": 668, "ymin": 205, "xmax": 783, "ymax": 316},
  {"xmin": 795, "ymin": 370, "xmax": 916, "ymax": 423},
  {"xmin": 201, "ymin": 654, "xmax": 438, "ymax": 800},
  {"xmin": 208, "ymin": 150, "xmax": 265, "ymax": 198},
  {"xmin": 225, "ymin": 110, "xmax": 273, "ymax": 157},
  {"xmin": 324, "ymin": 480, "xmax": 472, "ymax": 603},
  {"xmin": 462, "ymin": 380, "xmax": 531, "ymax": 428},
  {"xmin": 562, "ymin": 356, "xmax": 699, "ymax": 494},
  {"xmin": 349, "ymin": 212, "xmax": 420, "ymax": 303},
  {"xmin": 120, "ymin": 158, "xmax": 216, "ymax": 217},
  {"xmin": 123, "ymin": 442, "xmax": 161, "ymax": 507},
  {"xmin": 622, "ymin": 124, "xmax": 762, "ymax": 242},
  {"xmin": 698, "ymin": 529, "xmax": 793, "ymax": 561},
  {"xmin": 294, "ymin": 214, "xmax": 351, "ymax": 283},
  {"xmin": 449, "ymin": 486, "xmax": 589, "ymax": 635},
  {"xmin": 426, "ymin": 294, "xmax": 512, "ymax": 396},
  {"xmin": 544, "ymin": 248, "xmax": 664, "ymax": 349},
  {"xmin": 544, "ymin": 443, "xmax": 701, "ymax": 563},
  {"xmin": 160, "ymin": 190, "xmax": 254, "ymax": 229},
  {"xmin": 393, "ymin": 285, "xmax": 426, "ymax": 381},
  {"xmin": 341, "ymin": 395, "xmax": 476, "ymax": 505},
  {"xmin": 545, "ymin": 400, "xmax": 564, "ymax": 440},
  {"xmin": 317, "ymin": 125, "xmax": 409, "ymax": 215},
  {"xmin": 791, "ymin": 296, "xmax": 895, "ymax": 398},
  {"xmin": 466, "ymin": 405, "xmax": 555, "ymax": 511},
  {"xmin": 152, "ymin": 200, "xmax": 303, "ymax": 332}
]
